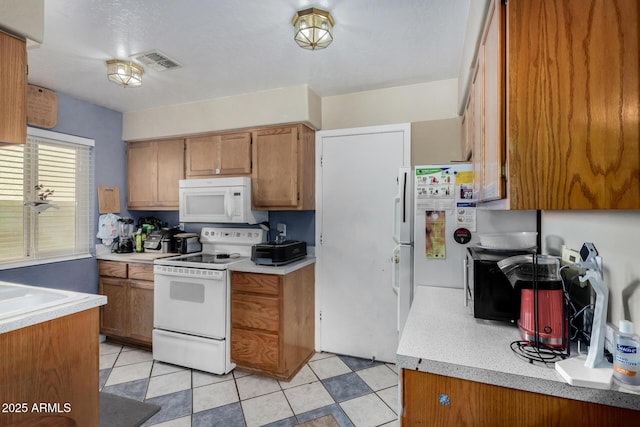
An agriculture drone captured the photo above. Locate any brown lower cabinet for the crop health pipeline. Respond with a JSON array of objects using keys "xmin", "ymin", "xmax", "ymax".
[
  {"xmin": 0, "ymin": 309, "xmax": 99, "ymax": 427},
  {"xmin": 401, "ymin": 369, "xmax": 639, "ymax": 426},
  {"xmin": 98, "ymin": 260, "xmax": 154, "ymax": 347},
  {"xmin": 230, "ymin": 264, "xmax": 314, "ymax": 381}
]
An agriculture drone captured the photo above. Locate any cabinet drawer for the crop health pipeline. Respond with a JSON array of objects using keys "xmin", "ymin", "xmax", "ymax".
[
  {"xmin": 98, "ymin": 260, "xmax": 127, "ymax": 278},
  {"xmin": 231, "ymin": 272, "xmax": 280, "ymax": 296},
  {"xmin": 231, "ymin": 328, "xmax": 279, "ymax": 371},
  {"xmin": 128, "ymin": 263, "xmax": 154, "ymax": 281},
  {"xmin": 231, "ymin": 295, "xmax": 279, "ymax": 331}
]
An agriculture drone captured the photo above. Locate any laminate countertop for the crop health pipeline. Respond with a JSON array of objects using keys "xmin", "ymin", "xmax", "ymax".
[
  {"xmin": 0, "ymin": 281, "xmax": 106, "ymax": 334},
  {"xmin": 229, "ymin": 257, "xmax": 316, "ymax": 275},
  {"xmin": 95, "ymin": 244, "xmax": 178, "ymax": 263},
  {"xmin": 397, "ymin": 285, "xmax": 640, "ymax": 411}
]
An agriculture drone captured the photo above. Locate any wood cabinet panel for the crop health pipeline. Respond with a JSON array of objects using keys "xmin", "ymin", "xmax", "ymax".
[
  {"xmin": 402, "ymin": 369, "xmax": 639, "ymax": 426},
  {"xmin": 98, "ymin": 260, "xmax": 127, "ymax": 278},
  {"xmin": 230, "ymin": 265, "xmax": 315, "ymax": 380},
  {"xmin": 156, "ymin": 139, "xmax": 184, "ymax": 207},
  {"xmin": 231, "ymin": 294, "xmax": 279, "ymax": 331},
  {"xmin": 230, "ymin": 328, "xmax": 279, "ymax": 371},
  {"xmin": 185, "ymin": 131, "xmax": 251, "ymax": 178},
  {"xmin": 127, "ymin": 142, "xmax": 157, "ymax": 207},
  {"xmin": 471, "ymin": 68, "xmax": 483, "ymax": 199},
  {"xmin": 185, "ymin": 134, "xmax": 218, "ymax": 177},
  {"xmin": 465, "ymin": 0, "xmax": 639, "ymax": 209},
  {"xmin": 0, "ymin": 309, "xmax": 99, "ymax": 427},
  {"xmin": 252, "ymin": 126, "xmax": 298, "ymax": 208},
  {"xmin": 479, "ymin": 0, "xmax": 504, "ymax": 201},
  {"xmin": 231, "ymin": 271, "xmax": 280, "ymax": 296},
  {"xmin": 0, "ymin": 32, "xmax": 27, "ymax": 145},
  {"xmin": 128, "ymin": 280, "xmax": 154, "ymax": 344},
  {"xmin": 98, "ymin": 260, "xmax": 154, "ymax": 347},
  {"xmin": 127, "ymin": 139, "xmax": 184, "ymax": 210},
  {"xmin": 506, "ymin": 0, "xmax": 640, "ymax": 209},
  {"xmin": 98, "ymin": 277, "xmax": 127, "ymax": 337},
  {"xmin": 129, "ymin": 262, "xmax": 154, "ymax": 281},
  {"xmin": 251, "ymin": 124, "xmax": 315, "ymax": 210},
  {"xmin": 219, "ymin": 132, "xmax": 251, "ymax": 175}
]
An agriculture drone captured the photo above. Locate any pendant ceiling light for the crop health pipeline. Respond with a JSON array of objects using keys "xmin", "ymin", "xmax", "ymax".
[
  {"xmin": 292, "ymin": 7, "xmax": 335, "ymax": 50},
  {"xmin": 106, "ymin": 60, "xmax": 144, "ymax": 88}
]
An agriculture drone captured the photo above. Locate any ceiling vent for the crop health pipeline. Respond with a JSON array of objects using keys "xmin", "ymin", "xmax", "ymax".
[{"xmin": 131, "ymin": 50, "xmax": 182, "ymax": 72}]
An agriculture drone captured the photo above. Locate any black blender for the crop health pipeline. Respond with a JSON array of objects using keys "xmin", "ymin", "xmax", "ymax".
[{"xmin": 114, "ymin": 217, "xmax": 135, "ymax": 253}]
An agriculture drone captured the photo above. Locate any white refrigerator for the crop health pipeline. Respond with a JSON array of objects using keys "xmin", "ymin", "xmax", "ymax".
[
  {"xmin": 394, "ymin": 164, "xmax": 537, "ymax": 331},
  {"xmin": 392, "ymin": 167, "xmax": 414, "ymax": 334}
]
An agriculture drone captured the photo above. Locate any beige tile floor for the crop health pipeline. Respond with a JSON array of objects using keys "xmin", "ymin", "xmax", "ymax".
[{"xmin": 99, "ymin": 341, "xmax": 400, "ymax": 427}]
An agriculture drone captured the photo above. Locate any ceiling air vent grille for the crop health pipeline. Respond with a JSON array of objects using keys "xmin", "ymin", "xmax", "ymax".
[{"xmin": 131, "ymin": 50, "xmax": 182, "ymax": 72}]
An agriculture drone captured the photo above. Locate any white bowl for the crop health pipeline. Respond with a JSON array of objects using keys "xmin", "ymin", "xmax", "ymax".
[{"xmin": 477, "ymin": 232, "xmax": 538, "ymax": 250}]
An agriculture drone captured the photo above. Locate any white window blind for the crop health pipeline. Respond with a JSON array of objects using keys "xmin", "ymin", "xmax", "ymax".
[{"xmin": 0, "ymin": 129, "xmax": 94, "ymax": 266}]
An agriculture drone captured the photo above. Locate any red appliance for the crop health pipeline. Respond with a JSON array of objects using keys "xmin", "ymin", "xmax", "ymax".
[{"xmin": 498, "ymin": 254, "xmax": 567, "ymax": 348}]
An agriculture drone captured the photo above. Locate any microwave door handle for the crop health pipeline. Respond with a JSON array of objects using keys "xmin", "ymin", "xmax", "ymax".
[{"xmin": 224, "ymin": 190, "xmax": 233, "ymax": 218}]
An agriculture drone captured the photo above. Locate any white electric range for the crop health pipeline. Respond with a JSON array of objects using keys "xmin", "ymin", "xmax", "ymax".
[{"xmin": 152, "ymin": 226, "xmax": 265, "ymax": 374}]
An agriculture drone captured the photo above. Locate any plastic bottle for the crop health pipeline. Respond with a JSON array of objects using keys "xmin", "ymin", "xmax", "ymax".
[
  {"xmin": 135, "ymin": 229, "xmax": 143, "ymax": 253},
  {"xmin": 612, "ymin": 320, "xmax": 640, "ymax": 387}
]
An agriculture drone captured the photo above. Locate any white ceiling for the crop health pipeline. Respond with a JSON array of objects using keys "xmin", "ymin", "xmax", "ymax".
[{"xmin": 26, "ymin": 0, "xmax": 471, "ymax": 113}]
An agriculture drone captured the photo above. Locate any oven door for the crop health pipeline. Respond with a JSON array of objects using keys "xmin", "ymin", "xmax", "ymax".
[{"xmin": 154, "ymin": 266, "xmax": 227, "ymax": 339}]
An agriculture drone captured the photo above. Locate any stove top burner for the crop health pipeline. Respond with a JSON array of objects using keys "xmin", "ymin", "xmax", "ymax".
[{"xmin": 179, "ymin": 253, "xmax": 241, "ymax": 264}]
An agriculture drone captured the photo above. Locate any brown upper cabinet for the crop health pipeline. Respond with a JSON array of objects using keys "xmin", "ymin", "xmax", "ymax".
[
  {"xmin": 467, "ymin": 0, "xmax": 640, "ymax": 209},
  {"xmin": 251, "ymin": 124, "xmax": 315, "ymax": 210},
  {"xmin": 0, "ymin": 32, "xmax": 27, "ymax": 145},
  {"xmin": 185, "ymin": 131, "xmax": 251, "ymax": 178},
  {"xmin": 127, "ymin": 139, "xmax": 185, "ymax": 210}
]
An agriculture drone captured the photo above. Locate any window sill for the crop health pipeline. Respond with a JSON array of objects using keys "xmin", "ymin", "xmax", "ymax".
[{"xmin": 0, "ymin": 254, "xmax": 93, "ymax": 271}]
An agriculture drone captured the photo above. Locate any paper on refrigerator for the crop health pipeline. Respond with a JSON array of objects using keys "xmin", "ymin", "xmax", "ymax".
[{"xmin": 415, "ymin": 166, "xmax": 477, "ymax": 259}]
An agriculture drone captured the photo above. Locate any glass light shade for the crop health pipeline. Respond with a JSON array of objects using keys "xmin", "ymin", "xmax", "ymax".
[
  {"xmin": 292, "ymin": 8, "xmax": 335, "ymax": 50},
  {"xmin": 106, "ymin": 60, "xmax": 143, "ymax": 87}
]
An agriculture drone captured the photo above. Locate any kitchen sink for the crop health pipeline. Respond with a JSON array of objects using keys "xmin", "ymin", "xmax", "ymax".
[{"xmin": 0, "ymin": 282, "xmax": 88, "ymax": 321}]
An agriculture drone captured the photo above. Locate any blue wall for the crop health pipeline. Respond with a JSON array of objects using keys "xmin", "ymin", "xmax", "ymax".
[
  {"xmin": 135, "ymin": 210, "xmax": 316, "ymax": 245},
  {"xmin": 0, "ymin": 92, "xmax": 125, "ymax": 293}
]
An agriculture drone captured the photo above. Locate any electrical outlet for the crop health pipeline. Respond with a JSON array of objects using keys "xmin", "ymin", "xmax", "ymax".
[
  {"xmin": 561, "ymin": 246, "xmax": 581, "ymax": 265},
  {"xmin": 605, "ymin": 322, "xmax": 616, "ymax": 353}
]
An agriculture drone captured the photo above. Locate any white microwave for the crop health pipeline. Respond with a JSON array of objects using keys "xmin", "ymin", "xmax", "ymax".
[{"xmin": 179, "ymin": 177, "xmax": 268, "ymax": 224}]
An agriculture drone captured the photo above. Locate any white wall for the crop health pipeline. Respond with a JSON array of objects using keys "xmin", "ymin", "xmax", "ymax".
[
  {"xmin": 123, "ymin": 85, "xmax": 322, "ymax": 141},
  {"xmin": 0, "ymin": 0, "xmax": 44, "ymax": 43},
  {"xmin": 321, "ymin": 79, "xmax": 459, "ymax": 130},
  {"xmin": 542, "ymin": 211, "xmax": 640, "ymax": 328}
]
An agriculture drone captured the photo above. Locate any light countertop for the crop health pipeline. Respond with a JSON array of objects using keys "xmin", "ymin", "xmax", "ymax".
[
  {"xmin": 230, "ymin": 256, "xmax": 316, "ymax": 275},
  {"xmin": 95, "ymin": 244, "xmax": 178, "ymax": 263},
  {"xmin": 397, "ymin": 285, "xmax": 640, "ymax": 411},
  {"xmin": 0, "ymin": 281, "xmax": 106, "ymax": 334}
]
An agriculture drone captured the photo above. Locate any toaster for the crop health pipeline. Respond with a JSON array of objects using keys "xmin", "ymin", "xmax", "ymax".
[
  {"xmin": 174, "ymin": 233, "xmax": 202, "ymax": 254},
  {"xmin": 143, "ymin": 228, "xmax": 180, "ymax": 253}
]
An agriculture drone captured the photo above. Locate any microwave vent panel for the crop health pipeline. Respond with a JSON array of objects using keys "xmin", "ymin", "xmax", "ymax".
[{"xmin": 131, "ymin": 50, "xmax": 182, "ymax": 72}]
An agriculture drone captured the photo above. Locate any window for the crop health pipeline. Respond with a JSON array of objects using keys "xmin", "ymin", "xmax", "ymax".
[{"xmin": 0, "ymin": 128, "xmax": 94, "ymax": 268}]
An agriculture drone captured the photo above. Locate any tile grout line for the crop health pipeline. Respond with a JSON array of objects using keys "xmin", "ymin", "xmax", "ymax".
[{"xmin": 101, "ymin": 344, "xmax": 400, "ymax": 426}]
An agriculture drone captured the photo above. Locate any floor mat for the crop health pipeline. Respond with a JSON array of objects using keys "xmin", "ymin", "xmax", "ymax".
[
  {"xmin": 99, "ymin": 392, "xmax": 160, "ymax": 427},
  {"xmin": 296, "ymin": 414, "xmax": 340, "ymax": 427}
]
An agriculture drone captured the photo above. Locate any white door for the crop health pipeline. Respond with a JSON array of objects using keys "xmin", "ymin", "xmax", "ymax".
[{"xmin": 316, "ymin": 124, "xmax": 410, "ymax": 363}]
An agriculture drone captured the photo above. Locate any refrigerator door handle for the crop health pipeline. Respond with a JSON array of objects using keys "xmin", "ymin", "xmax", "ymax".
[
  {"xmin": 392, "ymin": 194, "xmax": 401, "ymax": 242},
  {"xmin": 391, "ymin": 245, "xmax": 400, "ymax": 295},
  {"xmin": 463, "ymin": 257, "xmax": 470, "ymax": 307}
]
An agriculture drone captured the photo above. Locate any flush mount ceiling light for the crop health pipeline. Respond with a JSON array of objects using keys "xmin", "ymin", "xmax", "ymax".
[
  {"xmin": 106, "ymin": 60, "xmax": 144, "ymax": 88},
  {"xmin": 292, "ymin": 7, "xmax": 335, "ymax": 50}
]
